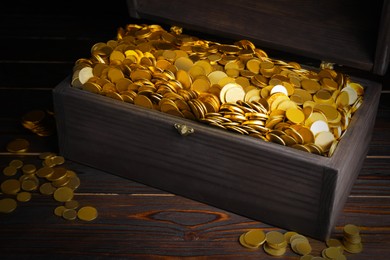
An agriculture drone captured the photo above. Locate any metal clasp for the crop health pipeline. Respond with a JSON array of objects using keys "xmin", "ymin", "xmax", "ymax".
[
  {"xmin": 320, "ymin": 61, "xmax": 335, "ymax": 70},
  {"xmin": 174, "ymin": 123, "xmax": 194, "ymax": 136}
]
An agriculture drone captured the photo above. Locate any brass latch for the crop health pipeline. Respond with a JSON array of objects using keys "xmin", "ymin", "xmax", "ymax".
[{"xmin": 174, "ymin": 123, "xmax": 194, "ymax": 136}]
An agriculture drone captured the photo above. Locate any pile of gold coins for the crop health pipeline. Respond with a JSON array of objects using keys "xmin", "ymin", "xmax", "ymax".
[
  {"xmin": 21, "ymin": 109, "xmax": 56, "ymax": 137},
  {"xmin": 239, "ymin": 225, "xmax": 363, "ymax": 259},
  {"xmin": 1, "ymin": 139, "xmax": 98, "ymax": 221},
  {"xmin": 71, "ymin": 24, "xmax": 364, "ymax": 156}
]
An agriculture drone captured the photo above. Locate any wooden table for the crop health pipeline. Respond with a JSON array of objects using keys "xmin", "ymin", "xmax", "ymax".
[{"xmin": 1, "ymin": 1, "xmax": 389, "ymax": 259}]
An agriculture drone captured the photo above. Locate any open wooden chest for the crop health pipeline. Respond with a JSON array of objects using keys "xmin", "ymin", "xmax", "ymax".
[{"xmin": 53, "ymin": 0, "xmax": 385, "ymax": 240}]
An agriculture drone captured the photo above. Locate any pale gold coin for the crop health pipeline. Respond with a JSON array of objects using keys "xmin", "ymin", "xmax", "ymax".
[
  {"xmin": 174, "ymin": 56, "xmax": 193, "ymax": 71},
  {"xmin": 300, "ymin": 255, "xmax": 314, "ymax": 260},
  {"xmin": 17, "ymin": 191, "xmax": 32, "ymax": 202},
  {"xmin": 77, "ymin": 206, "xmax": 98, "ymax": 221},
  {"xmin": 284, "ymin": 231, "xmax": 298, "ymax": 243},
  {"xmin": 66, "ymin": 176, "xmax": 81, "ymax": 190},
  {"xmin": 1, "ymin": 179, "xmax": 21, "ymax": 195},
  {"xmin": 78, "ymin": 66, "xmax": 94, "ymax": 84},
  {"xmin": 343, "ymin": 224, "xmax": 360, "ymax": 236},
  {"xmin": 9, "ymin": 159, "xmax": 23, "ymax": 169},
  {"xmin": 62, "ymin": 208, "xmax": 78, "ymax": 220},
  {"xmin": 82, "ymin": 81, "xmax": 102, "ymax": 94},
  {"xmin": 0, "ymin": 198, "xmax": 17, "ymax": 213},
  {"xmin": 6, "ymin": 138, "xmax": 30, "ymax": 153},
  {"xmin": 3, "ymin": 165, "xmax": 17, "ymax": 176},
  {"xmin": 315, "ymin": 131, "xmax": 335, "ymax": 152},
  {"xmin": 53, "ymin": 186, "xmax": 74, "ymax": 202},
  {"xmin": 47, "ymin": 167, "xmax": 68, "ymax": 182},
  {"xmin": 294, "ymin": 241, "xmax": 312, "ymax": 255}
]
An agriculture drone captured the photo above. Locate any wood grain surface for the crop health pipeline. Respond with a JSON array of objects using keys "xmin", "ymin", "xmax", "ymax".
[{"xmin": 1, "ymin": 1, "xmax": 389, "ymax": 259}]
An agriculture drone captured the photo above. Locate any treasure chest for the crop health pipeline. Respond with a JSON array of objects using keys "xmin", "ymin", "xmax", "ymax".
[{"xmin": 53, "ymin": 0, "xmax": 385, "ymax": 240}]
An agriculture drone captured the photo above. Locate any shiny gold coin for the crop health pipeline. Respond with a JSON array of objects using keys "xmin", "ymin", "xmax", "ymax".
[
  {"xmin": 65, "ymin": 200, "xmax": 79, "ymax": 210},
  {"xmin": 3, "ymin": 165, "xmax": 17, "ymax": 176},
  {"xmin": 243, "ymin": 229, "xmax": 266, "ymax": 247},
  {"xmin": 0, "ymin": 198, "xmax": 17, "ymax": 213},
  {"xmin": 6, "ymin": 138, "xmax": 30, "ymax": 153},
  {"xmin": 53, "ymin": 186, "xmax": 74, "ymax": 202},
  {"xmin": 39, "ymin": 182, "xmax": 56, "ymax": 195},
  {"xmin": 62, "ymin": 208, "xmax": 78, "ymax": 220},
  {"xmin": 266, "ymin": 231, "xmax": 286, "ymax": 249},
  {"xmin": 17, "ymin": 191, "xmax": 32, "ymax": 202},
  {"xmin": 1, "ymin": 179, "xmax": 21, "ymax": 195},
  {"xmin": 77, "ymin": 206, "xmax": 98, "ymax": 221},
  {"xmin": 9, "ymin": 159, "xmax": 23, "ymax": 169},
  {"xmin": 326, "ymin": 238, "xmax": 344, "ymax": 251},
  {"xmin": 286, "ymin": 107, "xmax": 305, "ymax": 124}
]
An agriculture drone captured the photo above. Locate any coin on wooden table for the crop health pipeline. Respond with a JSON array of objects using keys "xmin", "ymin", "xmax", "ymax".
[
  {"xmin": 9, "ymin": 159, "xmax": 23, "ymax": 169},
  {"xmin": 6, "ymin": 138, "xmax": 30, "ymax": 153},
  {"xmin": 0, "ymin": 198, "xmax": 17, "ymax": 213},
  {"xmin": 3, "ymin": 165, "xmax": 17, "ymax": 176},
  {"xmin": 77, "ymin": 206, "xmax": 98, "ymax": 221},
  {"xmin": 17, "ymin": 191, "xmax": 32, "ymax": 202},
  {"xmin": 53, "ymin": 186, "xmax": 74, "ymax": 202},
  {"xmin": 1, "ymin": 179, "xmax": 21, "ymax": 195},
  {"xmin": 62, "ymin": 208, "xmax": 78, "ymax": 220}
]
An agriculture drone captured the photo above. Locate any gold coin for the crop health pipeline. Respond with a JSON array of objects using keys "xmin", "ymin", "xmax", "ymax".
[
  {"xmin": 300, "ymin": 255, "xmax": 314, "ymax": 260},
  {"xmin": 77, "ymin": 206, "xmax": 98, "ymax": 221},
  {"xmin": 21, "ymin": 179, "xmax": 38, "ymax": 191},
  {"xmin": 54, "ymin": 205, "xmax": 66, "ymax": 217},
  {"xmin": 66, "ymin": 176, "xmax": 81, "ymax": 190},
  {"xmin": 263, "ymin": 243, "xmax": 286, "ymax": 256},
  {"xmin": 51, "ymin": 156, "xmax": 65, "ymax": 166},
  {"xmin": 243, "ymin": 229, "xmax": 266, "ymax": 247},
  {"xmin": 266, "ymin": 231, "xmax": 286, "ymax": 249},
  {"xmin": 53, "ymin": 186, "xmax": 74, "ymax": 202},
  {"xmin": 62, "ymin": 208, "xmax": 78, "ymax": 220},
  {"xmin": 1, "ymin": 179, "xmax": 21, "ymax": 195},
  {"xmin": 134, "ymin": 95, "xmax": 154, "ymax": 109},
  {"xmin": 36, "ymin": 166, "xmax": 54, "ymax": 178},
  {"xmin": 286, "ymin": 107, "xmax": 305, "ymax": 124},
  {"xmin": 6, "ymin": 138, "xmax": 30, "ymax": 153},
  {"xmin": 65, "ymin": 200, "xmax": 79, "ymax": 210},
  {"xmin": 283, "ymin": 231, "xmax": 298, "ymax": 243},
  {"xmin": 343, "ymin": 224, "xmax": 360, "ymax": 236},
  {"xmin": 47, "ymin": 167, "xmax": 68, "ymax": 182},
  {"xmin": 294, "ymin": 240, "xmax": 312, "ymax": 255},
  {"xmin": 9, "ymin": 159, "xmax": 23, "ymax": 169},
  {"xmin": 39, "ymin": 182, "xmax": 56, "ymax": 195},
  {"xmin": 21, "ymin": 164, "xmax": 36, "ymax": 175},
  {"xmin": 17, "ymin": 191, "xmax": 32, "ymax": 202},
  {"xmin": 3, "ymin": 165, "xmax": 17, "ymax": 176},
  {"xmin": 0, "ymin": 198, "xmax": 17, "ymax": 213},
  {"xmin": 239, "ymin": 233, "xmax": 258, "ymax": 249}
]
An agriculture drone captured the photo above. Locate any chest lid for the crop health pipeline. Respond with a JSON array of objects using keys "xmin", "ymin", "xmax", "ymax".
[{"xmin": 127, "ymin": 0, "xmax": 389, "ymax": 75}]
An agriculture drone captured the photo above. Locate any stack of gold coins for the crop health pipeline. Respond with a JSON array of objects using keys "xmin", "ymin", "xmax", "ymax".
[
  {"xmin": 342, "ymin": 224, "xmax": 363, "ymax": 253},
  {"xmin": 6, "ymin": 138, "xmax": 30, "ymax": 153},
  {"xmin": 263, "ymin": 231, "xmax": 288, "ymax": 256},
  {"xmin": 21, "ymin": 109, "xmax": 56, "ymax": 137},
  {"xmin": 239, "ymin": 229, "xmax": 266, "ymax": 249},
  {"xmin": 71, "ymin": 24, "xmax": 365, "ymax": 157}
]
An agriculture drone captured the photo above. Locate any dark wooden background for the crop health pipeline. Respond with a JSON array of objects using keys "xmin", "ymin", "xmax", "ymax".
[{"xmin": 0, "ymin": 1, "xmax": 389, "ymax": 259}]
